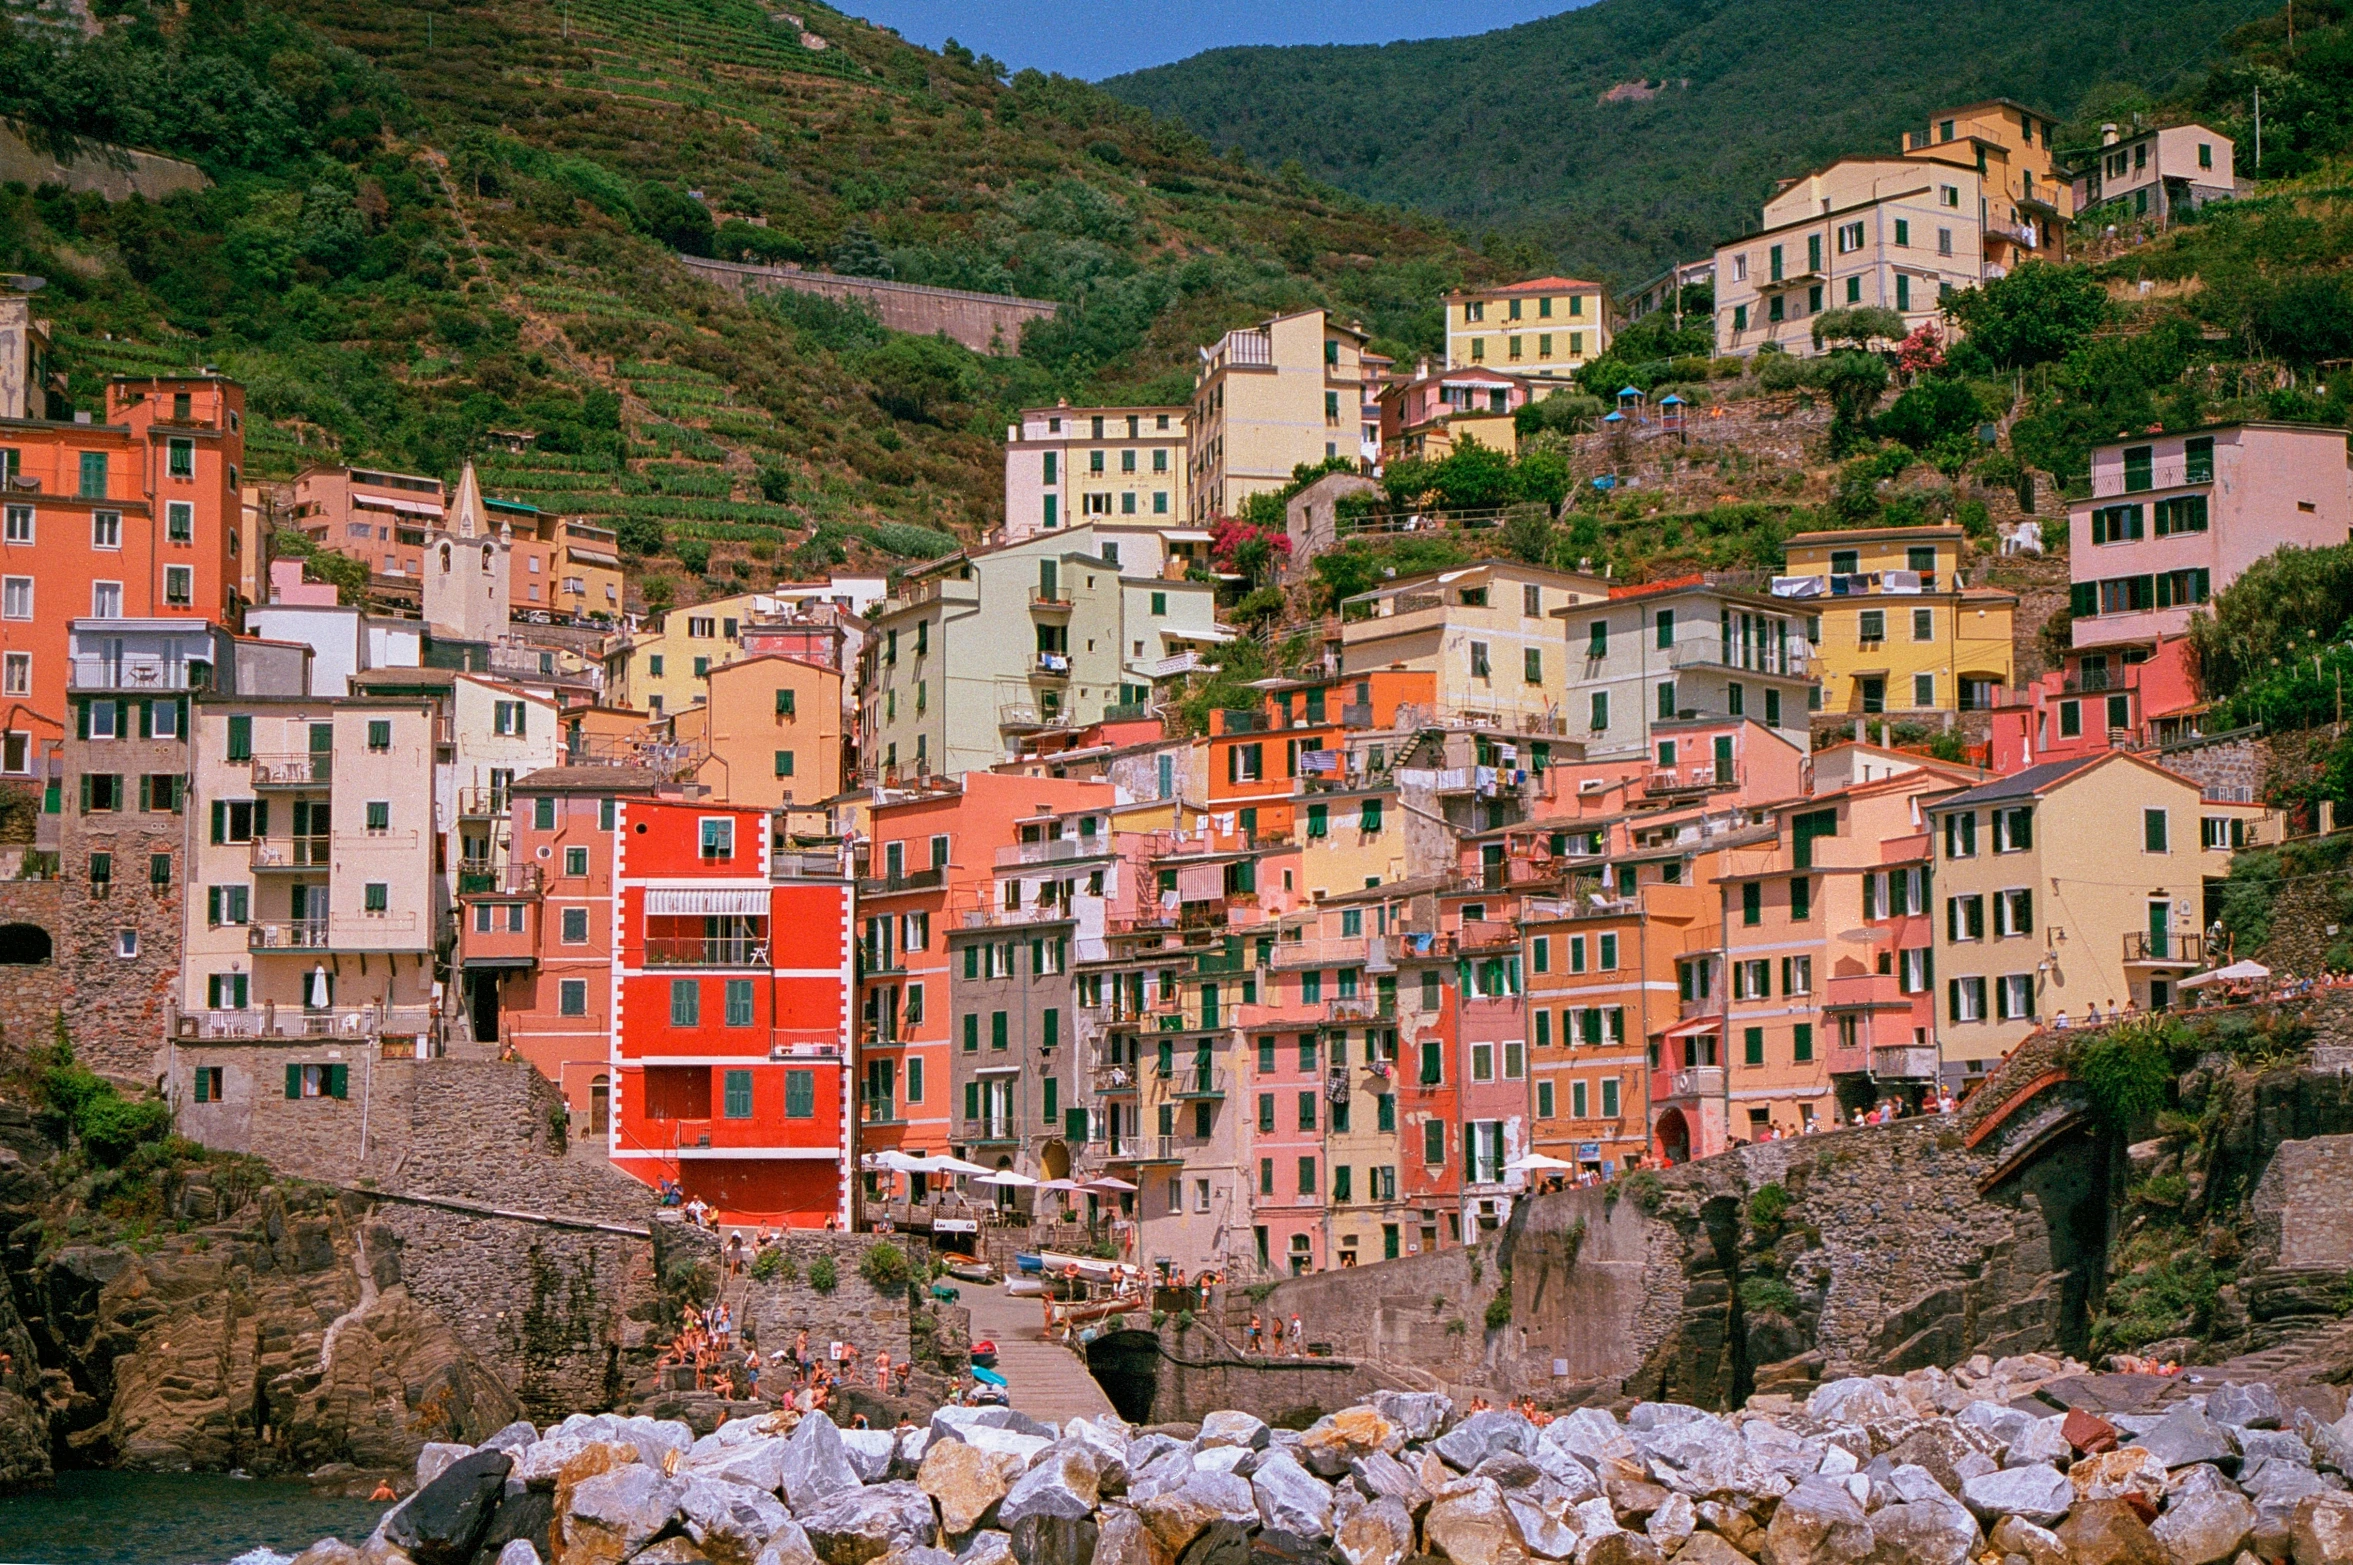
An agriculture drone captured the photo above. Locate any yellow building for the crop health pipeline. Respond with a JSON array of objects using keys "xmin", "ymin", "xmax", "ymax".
[
  {"xmin": 1443, "ymin": 278, "xmax": 1610, "ymax": 383},
  {"xmin": 1189, "ymin": 309, "xmax": 1366, "ymax": 524},
  {"xmin": 1003, "ymin": 404, "xmax": 1189, "ymax": 541},
  {"xmin": 673, "ymin": 653, "xmax": 846, "ymax": 811},
  {"xmin": 1901, "ymin": 99, "xmax": 2073, "ymax": 269},
  {"xmin": 1924, "ymin": 752, "xmax": 2267, "ymax": 1075},
  {"xmin": 602, "ymin": 590, "xmax": 770, "ymax": 716},
  {"xmin": 1782, "ymin": 526, "xmax": 2016, "ymax": 717}
]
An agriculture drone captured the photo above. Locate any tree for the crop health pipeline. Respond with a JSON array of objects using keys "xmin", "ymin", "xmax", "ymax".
[
  {"xmin": 1873, "ymin": 377, "xmax": 1982, "ymax": 451},
  {"xmin": 1816, "ymin": 351, "xmax": 1890, "ymax": 458},
  {"xmin": 829, "ymin": 222, "xmax": 894, "ymax": 279},
  {"xmin": 304, "ymin": 549, "xmax": 370, "ymax": 606},
  {"xmin": 638, "ymin": 182, "xmax": 715, "ymax": 257},
  {"xmin": 1810, "ymin": 306, "xmax": 1906, "ymax": 351},
  {"xmin": 1499, "ymin": 504, "xmax": 1555, "ymax": 565},
  {"xmin": 1430, "ymin": 436, "xmax": 1516, "ymax": 512},
  {"xmin": 1944, "ymin": 262, "xmax": 2112, "ymax": 369},
  {"xmin": 862, "ymin": 335, "xmax": 975, "ymax": 423},
  {"xmin": 615, "ymin": 516, "xmax": 666, "ymax": 556},
  {"xmin": 2185, "ymin": 542, "xmax": 2353, "ymax": 702}
]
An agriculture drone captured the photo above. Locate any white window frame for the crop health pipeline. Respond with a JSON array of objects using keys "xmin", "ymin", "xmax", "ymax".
[
  {"xmin": 2, "ymin": 506, "xmax": 29, "ymax": 544},
  {"xmin": 91, "ymin": 580, "xmax": 122, "ymax": 617},
  {"xmin": 91, "ymin": 511, "xmax": 121, "ymax": 550},
  {"xmin": 1, "ymin": 651, "xmax": 26, "ymax": 695},
  {"xmin": 166, "ymin": 500, "xmax": 194, "ymax": 542},
  {"xmin": 163, "ymin": 564, "xmax": 193, "ymax": 607},
  {"xmin": 2, "ymin": 576, "xmax": 29, "ymax": 619}
]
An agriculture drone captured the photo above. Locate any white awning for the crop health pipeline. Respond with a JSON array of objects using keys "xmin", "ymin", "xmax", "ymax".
[
  {"xmin": 1158, "ymin": 529, "xmax": 1216, "ymax": 543},
  {"xmin": 354, "ymin": 494, "xmax": 445, "ymax": 518},
  {"xmin": 645, "ymin": 888, "xmax": 768, "ymax": 915},
  {"xmin": 567, "ymin": 547, "xmax": 621, "ymax": 567}
]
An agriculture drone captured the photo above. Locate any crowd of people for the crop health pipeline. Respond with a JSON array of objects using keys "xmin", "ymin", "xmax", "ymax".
[{"xmin": 1243, "ymin": 1312, "xmax": 1309, "ymax": 1356}]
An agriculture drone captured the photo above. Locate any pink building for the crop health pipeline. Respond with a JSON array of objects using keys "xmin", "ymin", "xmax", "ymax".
[
  {"xmin": 2068, "ymin": 422, "xmax": 2350, "ymax": 652},
  {"xmin": 1988, "ymin": 636, "xmax": 2202, "ymax": 774},
  {"xmin": 290, "ymin": 465, "xmax": 447, "ymax": 583}
]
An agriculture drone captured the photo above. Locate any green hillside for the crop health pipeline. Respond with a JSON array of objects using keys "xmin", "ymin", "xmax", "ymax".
[
  {"xmin": 1103, "ymin": 0, "xmax": 2279, "ymax": 284},
  {"xmin": 0, "ymin": 0, "xmax": 1490, "ymax": 594}
]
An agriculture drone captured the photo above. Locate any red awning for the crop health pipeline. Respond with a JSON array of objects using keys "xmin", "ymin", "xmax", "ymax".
[{"xmin": 1658, "ymin": 1015, "xmax": 1722, "ymax": 1041}]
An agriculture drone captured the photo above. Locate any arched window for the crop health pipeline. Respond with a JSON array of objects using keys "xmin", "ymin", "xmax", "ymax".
[
  {"xmin": 438, "ymin": 542, "xmax": 453, "ymax": 574},
  {"xmin": 0, "ymin": 924, "xmax": 52, "ymax": 964},
  {"xmin": 482, "ymin": 544, "xmax": 495, "ymax": 574}
]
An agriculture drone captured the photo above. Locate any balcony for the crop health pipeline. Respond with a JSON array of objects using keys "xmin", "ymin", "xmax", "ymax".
[
  {"xmin": 995, "ymin": 837, "xmax": 1111, "ymax": 868},
  {"xmin": 2086, "ymin": 456, "xmax": 2211, "ymax": 501},
  {"xmin": 644, "ymin": 935, "xmax": 770, "ymax": 968},
  {"xmin": 859, "ymin": 1095, "xmax": 905, "ymax": 1126},
  {"xmin": 1269, "ymin": 936, "xmax": 1369, "ymax": 970},
  {"xmin": 856, "ymin": 866, "xmax": 945, "ymax": 896},
  {"xmin": 69, "ymin": 651, "xmax": 214, "ymax": 692},
  {"xmin": 1667, "ymin": 640, "xmax": 1813, "ymax": 679},
  {"xmin": 1656, "ymin": 1066, "xmax": 1725, "ymax": 1102},
  {"xmin": 252, "ymin": 753, "xmax": 330, "ymax": 790},
  {"xmin": 1640, "ymin": 765, "xmax": 1738, "ymax": 799},
  {"xmin": 998, "ymin": 704, "xmax": 1076, "ymax": 733},
  {"xmin": 963, "ymin": 1119, "xmax": 1019, "ymax": 1145},
  {"xmin": 1824, "ymin": 972, "xmax": 1909, "ymax": 1010},
  {"xmin": 460, "ymin": 901, "xmax": 539, "ymax": 968},
  {"xmin": 1134, "ymin": 1135, "xmax": 1187, "ymax": 1163},
  {"xmin": 1029, "ymin": 587, "xmax": 1074, "ymax": 616},
  {"xmin": 1091, "ymin": 1061, "xmax": 1141, "ymax": 1093},
  {"xmin": 1870, "ymin": 1045, "xmax": 1940, "ymax": 1081},
  {"xmin": 1457, "ymin": 919, "xmax": 1519, "ymax": 953},
  {"xmin": 456, "ymin": 786, "xmax": 510, "ymax": 820},
  {"xmin": 172, "ymin": 1002, "xmax": 440, "ymax": 1043},
  {"xmin": 458, "ymin": 863, "xmax": 545, "ymax": 898},
  {"xmin": 250, "ymin": 835, "xmax": 332, "ymax": 873},
  {"xmin": 1034, "ymin": 652, "xmax": 1072, "ymax": 679},
  {"xmin": 247, "ymin": 913, "xmax": 423, "ymax": 952},
  {"xmin": 2124, "ymin": 931, "xmax": 2206, "ymax": 966}
]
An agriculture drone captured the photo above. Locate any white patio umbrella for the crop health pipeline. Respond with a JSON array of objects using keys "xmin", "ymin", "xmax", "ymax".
[
  {"xmin": 924, "ymin": 1155, "xmax": 993, "ymax": 1176},
  {"xmin": 1505, "ymin": 1152, "xmax": 1581, "ymax": 1172},
  {"xmin": 1082, "ymin": 1176, "xmax": 1138, "ymax": 1192},
  {"xmin": 2181, "ymin": 959, "xmax": 2271, "ymax": 989},
  {"xmin": 977, "ymin": 1170, "xmax": 1038, "ymax": 1187},
  {"xmin": 870, "ymin": 1150, "xmax": 927, "ymax": 1173},
  {"xmin": 307, "ymin": 964, "xmax": 331, "ymax": 1010},
  {"xmin": 1033, "ymin": 1178, "xmax": 1084, "ymax": 1192}
]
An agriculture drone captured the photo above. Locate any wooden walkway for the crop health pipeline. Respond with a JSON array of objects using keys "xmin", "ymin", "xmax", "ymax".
[{"xmin": 960, "ymin": 1281, "xmax": 1117, "ymax": 1424}]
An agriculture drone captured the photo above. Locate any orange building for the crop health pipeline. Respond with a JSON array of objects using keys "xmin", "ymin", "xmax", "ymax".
[
  {"xmin": 676, "ymin": 653, "xmax": 848, "ymax": 812},
  {"xmin": 0, "ymin": 375, "xmax": 245, "ymax": 771},
  {"xmin": 1203, "ymin": 669, "xmax": 1433, "ymax": 839}
]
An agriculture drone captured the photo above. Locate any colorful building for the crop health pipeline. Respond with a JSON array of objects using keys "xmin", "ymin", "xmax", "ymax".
[
  {"xmin": 1188, "ymin": 309, "xmax": 1367, "ymax": 524},
  {"xmin": 1782, "ymin": 525, "xmax": 2017, "ymax": 717},
  {"xmin": 1443, "ymin": 278, "xmax": 1610, "ymax": 382},
  {"xmin": 1002, "ymin": 404, "xmax": 1189, "ymax": 541},
  {"xmin": 609, "ymin": 796, "xmax": 853, "ymax": 1225}
]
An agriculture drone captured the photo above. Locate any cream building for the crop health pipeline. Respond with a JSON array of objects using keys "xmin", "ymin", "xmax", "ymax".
[
  {"xmin": 180, "ymin": 695, "xmax": 443, "ymax": 1044},
  {"xmin": 1338, "ymin": 562, "xmax": 1609, "ymax": 733},
  {"xmin": 1900, "ymin": 99, "xmax": 2073, "ymax": 269},
  {"xmin": 1924, "ymin": 752, "xmax": 2266, "ymax": 1079},
  {"xmin": 1188, "ymin": 309, "xmax": 1366, "ymax": 524},
  {"xmin": 861, "ymin": 524, "xmax": 1227, "ymax": 780},
  {"xmin": 1003, "ymin": 405, "xmax": 1188, "ymax": 542},
  {"xmin": 1715, "ymin": 156, "xmax": 1987, "ymax": 357},
  {"xmin": 1443, "ymin": 277, "xmax": 1610, "ymax": 382}
]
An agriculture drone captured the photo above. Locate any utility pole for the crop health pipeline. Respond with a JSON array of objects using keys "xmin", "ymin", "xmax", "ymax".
[{"xmin": 2255, "ymin": 89, "xmax": 2262, "ymax": 173}]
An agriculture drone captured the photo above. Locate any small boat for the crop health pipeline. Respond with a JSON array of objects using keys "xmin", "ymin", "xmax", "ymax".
[
  {"xmin": 1004, "ymin": 1278, "xmax": 1045, "ymax": 1297},
  {"xmin": 1014, "ymin": 1253, "xmax": 1045, "ymax": 1274},
  {"xmin": 970, "ymin": 1339, "xmax": 998, "ymax": 1368},
  {"xmin": 948, "ymin": 1261, "xmax": 997, "ymax": 1284}
]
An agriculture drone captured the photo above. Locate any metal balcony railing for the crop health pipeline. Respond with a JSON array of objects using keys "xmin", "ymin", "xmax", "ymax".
[
  {"xmin": 252, "ymin": 753, "xmax": 330, "ymax": 789},
  {"xmin": 1660, "ymin": 1066, "xmax": 1725, "ymax": 1100},
  {"xmin": 643, "ymin": 936, "xmax": 770, "ymax": 968},
  {"xmin": 458, "ymin": 863, "xmax": 544, "ymax": 897},
  {"xmin": 68, "ymin": 652, "xmax": 214, "ymax": 692},
  {"xmin": 1870, "ymin": 1046, "xmax": 1940, "ymax": 1081},
  {"xmin": 2124, "ymin": 931, "xmax": 2205, "ymax": 964},
  {"xmin": 456, "ymin": 786, "xmax": 508, "ymax": 818},
  {"xmin": 249, "ymin": 836, "xmax": 332, "ymax": 872}
]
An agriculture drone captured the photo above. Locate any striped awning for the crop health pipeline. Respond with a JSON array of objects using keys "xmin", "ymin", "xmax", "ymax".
[{"xmin": 645, "ymin": 888, "xmax": 767, "ymax": 916}]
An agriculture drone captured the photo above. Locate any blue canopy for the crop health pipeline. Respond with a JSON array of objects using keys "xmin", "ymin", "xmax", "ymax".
[
  {"xmin": 971, "ymin": 1365, "xmax": 1008, "ymax": 1387},
  {"xmin": 1659, "ymin": 394, "xmax": 1685, "ymax": 406},
  {"xmin": 1617, "ymin": 386, "xmax": 1641, "ymax": 397},
  {"xmin": 1602, "ymin": 412, "xmax": 1625, "ymax": 423}
]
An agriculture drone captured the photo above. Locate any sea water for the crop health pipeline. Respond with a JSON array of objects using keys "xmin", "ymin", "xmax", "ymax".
[{"xmin": 0, "ymin": 1470, "xmax": 388, "ymax": 1565}]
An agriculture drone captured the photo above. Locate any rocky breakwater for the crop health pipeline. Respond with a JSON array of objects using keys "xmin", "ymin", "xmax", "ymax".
[{"xmin": 256, "ymin": 1349, "xmax": 2353, "ymax": 1565}]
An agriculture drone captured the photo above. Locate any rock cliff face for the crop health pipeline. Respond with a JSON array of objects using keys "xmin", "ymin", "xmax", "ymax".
[{"xmin": 8, "ymin": 1179, "xmax": 522, "ymax": 1478}]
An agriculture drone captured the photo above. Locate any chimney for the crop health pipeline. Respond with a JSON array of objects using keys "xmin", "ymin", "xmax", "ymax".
[{"xmin": 2100, "ymin": 123, "xmax": 2120, "ymax": 146}]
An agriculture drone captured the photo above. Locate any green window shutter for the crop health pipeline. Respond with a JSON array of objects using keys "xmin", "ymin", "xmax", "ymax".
[
  {"xmin": 327, "ymin": 1064, "xmax": 349, "ymax": 1099},
  {"xmin": 253, "ymin": 800, "xmax": 269, "ymax": 837},
  {"xmin": 964, "ymin": 1082, "xmax": 980, "ymax": 1120},
  {"xmin": 77, "ymin": 775, "xmax": 89, "ymax": 814},
  {"xmin": 1065, "ymin": 1107, "xmax": 1087, "ymax": 1141},
  {"xmin": 285, "ymin": 1064, "xmax": 302, "ymax": 1099},
  {"xmin": 1043, "ymin": 1077, "xmax": 1059, "ymax": 1122},
  {"xmin": 193, "ymin": 1069, "xmax": 210, "ymax": 1104},
  {"xmin": 1043, "ymin": 1009, "xmax": 1060, "ymax": 1049},
  {"xmin": 786, "ymin": 1069, "xmax": 814, "ymax": 1117},
  {"xmin": 963, "ymin": 1014, "xmax": 978, "ymax": 1052},
  {"xmin": 991, "ymin": 1012, "xmax": 1008, "ymax": 1049},
  {"xmin": 227, "ymin": 714, "xmax": 251, "ymax": 760},
  {"xmin": 137, "ymin": 699, "xmax": 151, "ymax": 739}
]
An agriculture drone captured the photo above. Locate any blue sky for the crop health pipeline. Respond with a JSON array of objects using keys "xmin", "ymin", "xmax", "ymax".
[{"xmin": 851, "ymin": 0, "xmax": 1577, "ymax": 80}]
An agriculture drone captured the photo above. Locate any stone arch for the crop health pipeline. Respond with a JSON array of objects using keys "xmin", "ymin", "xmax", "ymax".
[
  {"xmin": 0, "ymin": 923, "xmax": 51, "ymax": 964},
  {"xmin": 1039, "ymin": 1140, "xmax": 1070, "ymax": 1180},
  {"xmin": 1655, "ymin": 1107, "xmax": 1692, "ymax": 1166}
]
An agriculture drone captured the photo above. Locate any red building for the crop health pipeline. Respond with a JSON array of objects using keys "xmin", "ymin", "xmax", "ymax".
[
  {"xmin": 1987, "ymin": 637, "xmax": 2203, "ymax": 775},
  {"xmin": 610, "ymin": 796, "xmax": 853, "ymax": 1224},
  {"xmin": 0, "ymin": 375, "xmax": 245, "ymax": 774}
]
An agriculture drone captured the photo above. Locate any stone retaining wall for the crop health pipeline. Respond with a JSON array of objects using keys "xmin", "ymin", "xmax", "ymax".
[
  {"xmin": 678, "ymin": 257, "xmax": 1058, "ymax": 355},
  {"xmin": 0, "ymin": 877, "xmax": 61, "ymax": 1057}
]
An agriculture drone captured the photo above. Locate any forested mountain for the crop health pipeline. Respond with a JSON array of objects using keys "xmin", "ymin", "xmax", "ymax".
[
  {"xmin": 0, "ymin": 0, "xmax": 1489, "ymax": 585},
  {"xmin": 1104, "ymin": 0, "xmax": 2280, "ymax": 283}
]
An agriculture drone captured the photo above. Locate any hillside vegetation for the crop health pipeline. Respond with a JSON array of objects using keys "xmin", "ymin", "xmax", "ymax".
[
  {"xmin": 1104, "ymin": 0, "xmax": 2279, "ymax": 282},
  {"xmin": 0, "ymin": 0, "xmax": 1490, "ymax": 593}
]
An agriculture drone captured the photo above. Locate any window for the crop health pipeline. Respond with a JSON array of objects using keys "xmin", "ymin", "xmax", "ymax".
[
  {"xmin": 79, "ymin": 452, "xmax": 107, "ymax": 499},
  {"xmin": 1588, "ymin": 690, "xmax": 1609, "ymax": 731},
  {"xmin": 1742, "ymin": 881, "xmax": 1762, "ymax": 927},
  {"xmin": 1789, "ymin": 876, "xmax": 1811, "ymax": 921},
  {"xmin": 1, "ymin": 576, "xmax": 28, "ymax": 619},
  {"xmin": 1944, "ymin": 812, "xmax": 1977, "ymax": 859},
  {"xmin": 1949, "ymin": 975, "xmax": 1987, "ymax": 1023},
  {"xmin": 2, "ymin": 506, "xmax": 26, "ymax": 544},
  {"xmin": 2143, "ymin": 808, "xmax": 2169, "ymax": 853},
  {"xmin": 1523, "ymin": 647, "xmax": 1542, "ymax": 685},
  {"xmin": 1913, "ymin": 672, "xmax": 1935, "ymax": 709},
  {"xmin": 363, "ymin": 799, "xmax": 390, "ymax": 833},
  {"xmin": 1947, "ymin": 893, "xmax": 1985, "ymax": 942},
  {"xmin": 1858, "ymin": 609, "xmax": 1885, "ymax": 644},
  {"xmin": 1995, "ymin": 887, "xmax": 2034, "ymax": 938},
  {"xmin": 286, "ymin": 1063, "xmax": 349, "ymax": 1100},
  {"xmin": 2091, "ymin": 504, "xmax": 2144, "ymax": 545},
  {"xmin": 671, "ymin": 980, "xmax": 700, "ymax": 1026},
  {"xmin": 1470, "ymin": 642, "xmax": 1490, "ymax": 679},
  {"xmin": 2184, "ymin": 437, "xmax": 2214, "ymax": 483},
  {"xmin": 564, "ymin": 845, "xmax": 589, "ymax": 877},
  {"xmin": 700, "ymin": 817, "xmax": 734, "ymax": 860},
  {"xmin": 723, "ymin": 1069, "xmax": 754, "ymax": 1118},
  {"xmin": 1996, "ymin": 973, "xmax": 2036, "ymax": 1021}
]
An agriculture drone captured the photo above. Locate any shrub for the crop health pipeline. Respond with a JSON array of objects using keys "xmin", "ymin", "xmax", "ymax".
[
  {"xmin": 2072, "ymin": 1017, "xmax": 2178, "ymax": 1127},
  {"xmin": 1483, "ymin": 1292, "xmax": 1512, "ymax": 1330},
  {"xmin": 807, "ymin": 1254, "xmax": 839, "ymax": 1293},
  {"xmin": 1747, "ymin": 1181, "xmax": 1793, "ymax": 1231},
  {"xmin": 672, "ymin": 539, "xmax": 712, "ymax": 576},
  {"xmin": 858, "ymin": 1241, "xmax": 911, "ymax": 1291},
  {"xmin": 751, "ymin": 1246, "xmax": 795, "ymax": 1283},
  {"xmin": 1738, "ymin": 1276, "xmax": 1801, "ymax": 1315}
]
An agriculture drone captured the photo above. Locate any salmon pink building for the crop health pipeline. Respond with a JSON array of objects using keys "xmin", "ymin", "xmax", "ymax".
[{"xmin": 610, "ymin": 796, "xmax": 854, "ymax": 1224}]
